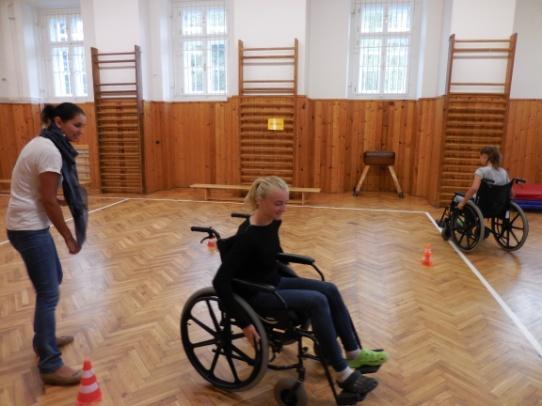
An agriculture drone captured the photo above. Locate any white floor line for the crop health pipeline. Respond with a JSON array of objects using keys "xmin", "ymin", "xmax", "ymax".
[
  {"xmin": 94, "ymin": 195, "xmax": 427, "ymax": 214},
  {"xmin": 425, "ymin": 211, "xmax": 542, "ymax": 359},
  {"xmin": 0, "ymin": 199, "xmax": 129, "ymax": 246},
  {"xmin": 63, "ymin": 198, "xmax": 130, "ymax": 223}
]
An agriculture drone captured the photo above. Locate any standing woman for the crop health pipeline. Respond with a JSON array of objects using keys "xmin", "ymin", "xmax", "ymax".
[{"xmin": 6, "ymin": 103, "xmax": 88, "ymax": 385}]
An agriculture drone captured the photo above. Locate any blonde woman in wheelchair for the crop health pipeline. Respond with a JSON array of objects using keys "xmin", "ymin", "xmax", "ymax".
[{"xmin": 212, "ymin": 176, "xmax": 388, "ymax": 397}]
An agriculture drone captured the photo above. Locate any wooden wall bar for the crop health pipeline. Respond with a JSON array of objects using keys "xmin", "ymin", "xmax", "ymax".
[{"xmin": 1, "ymin": 97, "xmax": 540, "ymax": 205}]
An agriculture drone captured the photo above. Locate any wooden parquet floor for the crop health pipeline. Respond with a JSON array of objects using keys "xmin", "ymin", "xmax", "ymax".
[{"xmin": 0, "ymin": 191, "xmax": 541, "ymax": 405}]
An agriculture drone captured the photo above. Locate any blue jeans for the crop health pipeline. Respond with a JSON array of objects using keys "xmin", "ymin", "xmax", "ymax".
[
  {"xmin": 7, "ymin": 228, "xmax": 63, "ymax": 373},
  {"xmin": 252, "ymin": 277, "xmax": 359, "ymax": 371}
]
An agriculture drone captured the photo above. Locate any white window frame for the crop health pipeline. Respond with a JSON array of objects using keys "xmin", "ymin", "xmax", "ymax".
[
  {"xmin": 38, "ymin": 8, "xmax": 88, "ymax": 101},
  {"xmin": 171, "ymin": 0, "xmax": 230, "ymax": 100},
  {"xmin": 348, "ymin": 0, "xmax": 420, "ymax": 99}
]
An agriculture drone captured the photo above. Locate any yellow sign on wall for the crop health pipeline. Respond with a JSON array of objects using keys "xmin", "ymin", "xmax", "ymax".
[{"xmin": 267, "ymin": 117, "xmax": 284, "ymax": 131}]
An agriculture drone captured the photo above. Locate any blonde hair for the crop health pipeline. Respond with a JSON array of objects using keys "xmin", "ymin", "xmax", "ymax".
[{"xmin": 244, "ymin": 176, "xmax": 289, "ymax": 210}]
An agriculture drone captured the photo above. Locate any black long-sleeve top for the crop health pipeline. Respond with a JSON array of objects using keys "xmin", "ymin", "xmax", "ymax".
[{"xmin": 212, "ymin": 219, "xmax": 283, "ymax": 328}]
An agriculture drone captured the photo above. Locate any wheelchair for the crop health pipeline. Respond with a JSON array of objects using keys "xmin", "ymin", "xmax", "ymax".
[
  {"xmin": 438, "ymin": 178, "xmax": 529, "ymax": 252},
  {"xmin": 181, "ymin": 213, "xmax": 383, "ymax": 405}
]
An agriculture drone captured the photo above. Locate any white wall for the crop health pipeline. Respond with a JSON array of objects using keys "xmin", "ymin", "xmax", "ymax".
[
  {"xmin": 510, "ymin": 0, "xmax": 542, "ymax": 98},
  {"xmin": 0, "ymin": 0, "xmax": 40, "ymax": 101},
  {"xmin": 451, "ymin": 0, "xmax": 516, "ymax": 38},
  {"xmin": 1, "ymin": 0, "xmax": 540, "ymax": 102},
  {"xmin": 448, "ymin": 0, "xmax": 517, "ymax": 94},
  {"xmin": 232, "ymin": 0, "xmax": 308, "ymax": 96},
  {"xmin": 306, "ymin": 0, "xmax": 350, "ymax": 99}
]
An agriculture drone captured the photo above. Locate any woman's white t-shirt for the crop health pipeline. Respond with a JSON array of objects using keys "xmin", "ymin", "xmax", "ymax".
[{"xmin": 6, "ymin": 137, "xmax": 62, "ymax": 230}]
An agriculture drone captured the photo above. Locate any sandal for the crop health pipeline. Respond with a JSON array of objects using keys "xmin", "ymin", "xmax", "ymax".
[
  {"xmin": 337, "ymin": 370, "xmax": 378, "ymax": 394},
  {"xmin": 348, "ymin": 348, "xmax": 389, "ymax": 369}
]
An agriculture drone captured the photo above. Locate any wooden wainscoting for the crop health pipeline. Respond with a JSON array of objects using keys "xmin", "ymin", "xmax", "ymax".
[
  {"xmin": 503, "ymin": 99, "xmax": 542, "ymax": 184},
  {"xmin": 2, "ymin": 97, "xmax": 541, "ymax": 206},
  {"xmin": 0, "ymin": 103, "xmax": 41, "ymax": 182}
]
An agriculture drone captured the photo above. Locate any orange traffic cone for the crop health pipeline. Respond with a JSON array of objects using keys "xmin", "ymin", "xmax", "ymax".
[
  {"xmin": 422, "ymin": 244, "xmax": 432, "ymax": 266},
  {"xmin": 76, "ymin": 358, "xmax": 102, "ymax": 405},
  {"xmin": 207, "ymin": 237, "xmax": 217, "ymax": 251}
]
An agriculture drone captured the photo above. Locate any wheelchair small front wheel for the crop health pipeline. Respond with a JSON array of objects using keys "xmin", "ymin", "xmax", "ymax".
[
  {"xmin": 180, "ymin": 287, "xmax": 268, "ymax": 391},
  {"xmin": 274, "ymin": 378, "xmax": 308, "ymax": 406},
  {"xmin": 450, "ymin": 201, "xmax": 484, "ymax": 252}
]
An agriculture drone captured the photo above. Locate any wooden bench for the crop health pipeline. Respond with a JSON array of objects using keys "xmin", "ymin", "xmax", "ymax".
[{"xmin": 190, "ymin": 184, "xmax": 320, "ymax": 205}]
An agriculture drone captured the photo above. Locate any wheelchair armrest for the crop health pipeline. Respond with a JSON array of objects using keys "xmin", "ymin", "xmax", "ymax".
[
  {"xmin": 277, "ymin": 252, "xmax": 315, "ymax": 265},
  {"xmin": 232, "ymin": 278, "xmax": 288, "ymax": 310},
  {"xmin": 276, "ymin": 253, "xmax": 325, "ymax": 281}
]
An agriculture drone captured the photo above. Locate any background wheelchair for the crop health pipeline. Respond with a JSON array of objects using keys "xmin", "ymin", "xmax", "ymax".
[
  {"xmin": 438, "ymin": 178, "xmax": 529, "ymax": 252},
  {"xmin": 181, "ymin": 213, "xmax": 382, "ymax": 405}
]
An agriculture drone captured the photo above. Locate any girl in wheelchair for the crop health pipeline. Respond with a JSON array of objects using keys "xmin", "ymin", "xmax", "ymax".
[
  {"xmin": 454, "ymin": 146, "xmax": 509, "ymax": 211},
  {"xmin": 213, "ymin": 176, "xmax": 388, "ymax": 397},
  {"xmin": 439, "ymin": 146, "xmax": 528, "ymax": 252}
]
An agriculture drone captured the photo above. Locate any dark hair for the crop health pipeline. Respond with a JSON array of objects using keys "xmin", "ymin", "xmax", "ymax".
[
  {"xmin": 480, "ymin": 146, "xmax": 502, "ymax": 168},
  {"xmin": 41, "ymin": 103, "xmax": 85, "ymax": 125}
]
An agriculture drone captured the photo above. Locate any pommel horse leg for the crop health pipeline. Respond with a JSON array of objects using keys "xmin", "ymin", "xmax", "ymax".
[
  {"xmin": 387, "ymin": 166, "xmax": 404, "ymax": 198},
  {"xmin": 353, "ymin": 165, "xmax": 371, "ymax": 196}
]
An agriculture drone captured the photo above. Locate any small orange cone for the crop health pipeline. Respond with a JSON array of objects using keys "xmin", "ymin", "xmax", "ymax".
[
  {"xmin": 76, "ymin": 358, "xmax": 102, "ymax": 405},
  {"xmin": 422, "ymin": 244, "xmax": 432, "ymax": 266},
  {"xmin": 207, "ymin": 237, "xmax": 217, "ymax": 251}
]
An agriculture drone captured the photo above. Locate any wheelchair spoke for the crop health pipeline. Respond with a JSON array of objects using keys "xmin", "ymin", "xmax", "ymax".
[
  {"xmin": 225, "ymin": 353, "xmax": 241, "ymax": 383},
  {"xmin": 230, "ymin": 332, "xmax": 245, "ymax": 341},
  {"xmin": 510, "ymin": 229, "xmax": 520, "ymax": 245},
  {"xmin": 209, "ymin": 344, "xmax": 221, "ymax": 374},
  {"xmin": 510, "ymin": 212, "xmax": 520, "ymax": 223},
  {"xmin": 190, "ymin": 314, "xmax": 217, "ymax": 336},
  {"xmin": 231, "ymin": 343, "xmax": 255, "ymax": 364},
  {"xmin": 205, "ymin": 299, "xmax": 220, "ymax": 332},
  {"xmin": 191, "ymin": 337, "xmax": 219, "ymax": 349}
]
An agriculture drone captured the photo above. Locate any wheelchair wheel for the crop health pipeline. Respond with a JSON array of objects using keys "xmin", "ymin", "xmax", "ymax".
[
  {"xmin": 180, "ymin": 287, "xmax": 268, "ymax": 391},
  {"xmin": 274, "ymin": 378, "xmax": 308, "ymax": 406},
  {"xmin": 491, "ymin": 201, "xmax": 529, "ymax": 252},
  {"xmin": 450, "ymin": 201, "xmax": 484, "ymax": 252}
]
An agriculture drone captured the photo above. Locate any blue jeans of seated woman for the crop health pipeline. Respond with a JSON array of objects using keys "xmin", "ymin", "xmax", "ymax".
[
  {"xmin": 7, "ymin": 228, "xmax": 63, "ymax": 373},
  {"xmin": 252, "ymin": 277, "xmax": 359, "ymax": 371}
]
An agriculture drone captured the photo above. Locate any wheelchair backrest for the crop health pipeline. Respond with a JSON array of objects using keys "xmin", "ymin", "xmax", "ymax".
[
  {"xmin": 476, "ymin": 179, "xmax": 512, "ymax": 218},
  {"xmin": 216, "ymin": 234, "xmax": 239, "ymax": 262}
]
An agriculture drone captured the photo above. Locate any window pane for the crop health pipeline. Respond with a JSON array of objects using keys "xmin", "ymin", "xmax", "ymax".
[
  {"xmin": 360, "ymin": 4, "xmax": 384, "ymax": 33},
  {"xmin": 70, "ymin": 15, "xmax": 84, "ymax": 41},
  {"xmin": 72, "ymin": 46, "xmax": 87, "ymax": 97},
  {"xmin": 183, "ymin": 41, "xmax": 204, "ymax": 94},
  {"xmin": 48, "ymin": 16, "xmax": 68, "ymax": 43},
  {"xmin": 358, "ymin": 38, "xmax": 382, "ymax": 93},
  {"xmin": 384, "ymin": 37, "xmax": 409, "ymax": 93},
  {"xmin": 182, "ymin": 8, "xmax": 204, "ymax": 35},
  {"xmin": 51, "ymin": 47, "xmax": 71, "ymax": 96},
  {"xmin": 208, "ymin": 40, "xmax": 225, "ymax": 93},
  {"xmin": 207, "ymin": 7, "xmax": 226, "ymax": 34},
  {"xmin": 388, "ymin": 3, "xmax": 411, "ymax": 32}
]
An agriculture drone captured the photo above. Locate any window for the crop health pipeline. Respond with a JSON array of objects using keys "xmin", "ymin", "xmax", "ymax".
[
  {"xmin": 41, "ymin": 10, "xmax": 87, "ymax": 98},
  {"xmin": 172, "ymin": 1, "xmax": 228, "ymax": 97},
  {"xmin": 350, "ymin": 0, "xmax": 416, "ymax": 96}
]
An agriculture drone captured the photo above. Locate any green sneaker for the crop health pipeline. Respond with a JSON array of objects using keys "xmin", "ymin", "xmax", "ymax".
[{"xmin": 348, "ymin": 349, "xmax": 389, "ymax": 368}]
